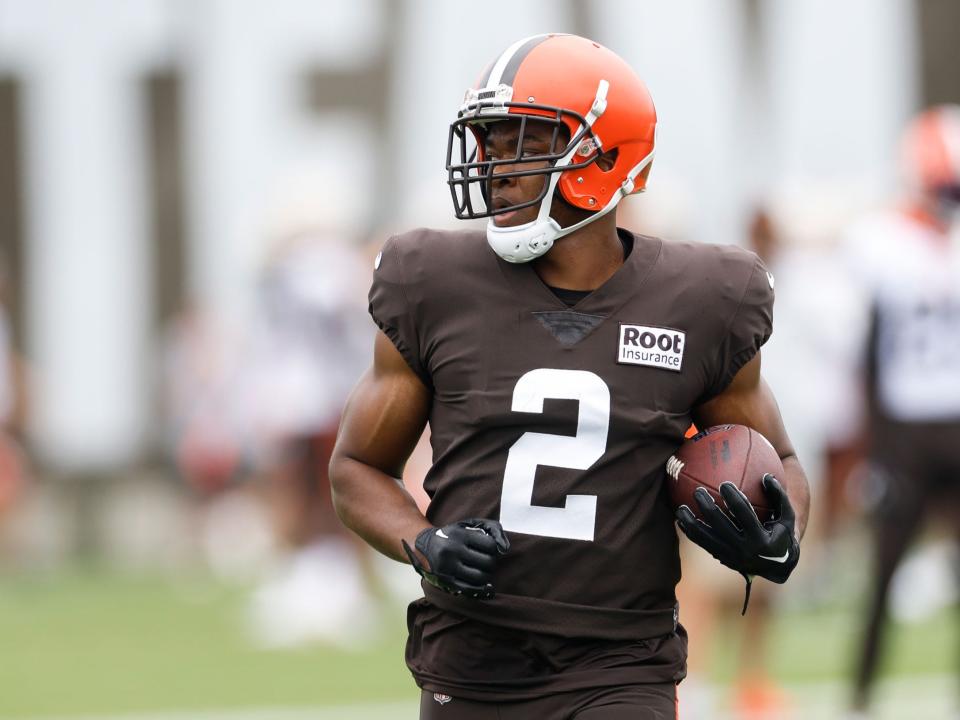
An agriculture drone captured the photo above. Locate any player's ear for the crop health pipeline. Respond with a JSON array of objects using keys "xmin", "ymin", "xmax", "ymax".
[{"xmin": 596, "ymin": 148, "xmax": 618, "ymax": 172}]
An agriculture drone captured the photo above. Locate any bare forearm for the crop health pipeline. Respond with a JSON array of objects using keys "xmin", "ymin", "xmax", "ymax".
[
  {"xmin": 330, "ymin": 454, "xmax": 432, "ymax": 563},
  {"xmin": 780, "ymin": 454, "xmax": 810, "ymax": 540}
]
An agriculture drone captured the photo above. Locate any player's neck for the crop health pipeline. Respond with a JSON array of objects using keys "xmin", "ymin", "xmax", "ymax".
[{"xmin": 532, "ymin": 216, "xmax": 623, "ymax": 291}]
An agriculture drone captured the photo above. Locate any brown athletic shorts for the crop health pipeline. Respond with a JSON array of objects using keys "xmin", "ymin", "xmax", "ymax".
[{"xmin": 420, "ymin": 682, "xmax": 678, "ymax": 719}]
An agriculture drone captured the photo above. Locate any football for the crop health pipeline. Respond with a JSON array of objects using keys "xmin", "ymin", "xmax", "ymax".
[{"xmin": 665, "ymin": 424, "xmax": 783, "ymax": 523}]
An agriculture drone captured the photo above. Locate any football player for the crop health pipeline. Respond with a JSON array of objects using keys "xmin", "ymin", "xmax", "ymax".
[
  {"xmin": 330, "ymin": 34, "xmax": 810, "ymax": 718},
  {"xmin": 845, "ymin": 105, "xmax": 960, "ymax": 717}
]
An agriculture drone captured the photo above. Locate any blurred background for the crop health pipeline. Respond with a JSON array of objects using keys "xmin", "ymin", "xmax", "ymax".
[{"xmin": 0, "ymin": 0, "xmax": 959, "ymax": 718}]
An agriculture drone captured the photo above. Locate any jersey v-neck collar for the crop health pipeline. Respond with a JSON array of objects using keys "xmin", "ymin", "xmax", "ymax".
[{"xmin": 496, "ymin": 228, "xmax": 663, "ymax": 318}]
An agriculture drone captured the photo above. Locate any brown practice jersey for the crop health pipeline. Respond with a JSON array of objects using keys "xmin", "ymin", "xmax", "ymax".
[{"xmin": 369, "ymin": 227, "xmax": 773, "ymax": 697}]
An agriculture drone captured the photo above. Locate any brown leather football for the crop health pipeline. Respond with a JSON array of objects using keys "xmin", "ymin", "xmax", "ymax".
[{"xmin": 665, "ymin": 424, "xmax": 783, "ymax": 523}]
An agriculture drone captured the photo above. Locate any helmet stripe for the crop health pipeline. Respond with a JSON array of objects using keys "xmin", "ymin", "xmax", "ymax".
[
  {"xmin": 477, "ymin": 60, "xmax": 495, "ymax": 89},
  {"xmin": 484, "ymin": 34, "xmax": 556, "ymax": 88},
  {"xmin": 499, "ymin": 34, "xmax": 556, "ymax": 86}
]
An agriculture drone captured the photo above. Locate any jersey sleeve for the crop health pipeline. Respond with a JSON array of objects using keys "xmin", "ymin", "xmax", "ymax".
[
  {"xmin": 703, "ymin": 254, "xmax": 774, "ymax": 400},
  {"xmin": 368, "ymin": 234, "xmax": 432, "ymax": 388}
]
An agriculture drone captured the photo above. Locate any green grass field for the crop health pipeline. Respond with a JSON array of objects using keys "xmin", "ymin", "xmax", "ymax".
[
  {"xmin": 0, "ymin": 571, "xmax": 413, "ymax": 718},
  {"xmin": 0, "ymin": 569, "xmax": 955, "ymax": 718}
]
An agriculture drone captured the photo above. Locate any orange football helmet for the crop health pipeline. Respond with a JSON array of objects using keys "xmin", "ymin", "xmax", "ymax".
[
  {"xmin": 901, "ymin": 104, "xmax": 960, "ymax": 201},
  {"xmin": 447, "ymin": 34, "xmax": 657, "ymax": 262}
]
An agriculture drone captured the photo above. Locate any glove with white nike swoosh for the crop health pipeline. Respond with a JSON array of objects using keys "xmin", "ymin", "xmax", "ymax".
[
  {"xmin": 402, "ymin": 518, "xmax": 510, "ymax": 600},
  {"xmin": 676, "ymin": 475, "xmax": 799, "ymax": 609}
]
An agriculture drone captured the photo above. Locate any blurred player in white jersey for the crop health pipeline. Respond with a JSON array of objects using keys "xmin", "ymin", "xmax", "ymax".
[
  {"xmin": 844, "ymin": 105, "xmax": 960, "ymax": 716},
  {"xmin": 244, "ymin": 228, "xmax": 378, "ymax": 649}
]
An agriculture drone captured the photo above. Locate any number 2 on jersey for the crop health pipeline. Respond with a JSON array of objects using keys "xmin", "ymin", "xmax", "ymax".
[{"xmin": 500, "ymin": 368, "xmax": 610, "ymax": 541}]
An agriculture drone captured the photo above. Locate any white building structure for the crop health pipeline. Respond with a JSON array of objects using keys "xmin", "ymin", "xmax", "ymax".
[{"xmin": 0, "ymin": 0, "xmax": 918, "ymax": 471}]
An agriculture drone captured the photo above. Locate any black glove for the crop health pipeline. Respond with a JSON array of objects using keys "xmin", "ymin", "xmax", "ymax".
[
  {"xmin": 401, "ymin": 518, "xmax": 510, "ymax": 599},
  {"xmin": 676, "ymin": 475, "xmax": 800, "ymax": 612}
]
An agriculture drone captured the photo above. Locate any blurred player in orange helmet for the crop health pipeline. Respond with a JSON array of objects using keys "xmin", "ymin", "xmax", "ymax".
[
  {"xmin": 900, "ymin": 104, "xmax": 960, "ymax": 228},
  {"xmin": 844, "ymin": 105, "xmax": 960, "ymax": 717}
]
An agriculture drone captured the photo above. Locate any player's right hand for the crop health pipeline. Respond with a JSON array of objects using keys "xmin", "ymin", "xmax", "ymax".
[{"xmin": 401, "ymin": 518, "xmax": 510, "ymax": 599}]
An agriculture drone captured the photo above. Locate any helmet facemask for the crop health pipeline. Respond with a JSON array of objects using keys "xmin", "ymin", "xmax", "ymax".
[{"xmin": 446, "ymin": 105, "xmax": 597, "ymax": 221}]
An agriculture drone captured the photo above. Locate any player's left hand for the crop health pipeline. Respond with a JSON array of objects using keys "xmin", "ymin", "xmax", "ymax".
[{"xmin": 675, "ymin": 474, "xmax": 800, "ymax": 585}]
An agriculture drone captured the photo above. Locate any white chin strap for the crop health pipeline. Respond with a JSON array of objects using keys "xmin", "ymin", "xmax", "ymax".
[
  {"xmin": 487, "ymin": 215, "xmax": 562, "ymax": 264},
  {"xmin": 486, "ymin": 81, "xmax": 656, "ymax": 264}
]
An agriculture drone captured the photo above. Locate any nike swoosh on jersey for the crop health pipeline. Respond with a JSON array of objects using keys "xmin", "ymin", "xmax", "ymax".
[
  {"xmin": 758, "ymin": 550, "xmax": 790, "ymax": 563},
  {"xmin": 436, "ymin": 529, "xmax": 449, "ymax": 539}
]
